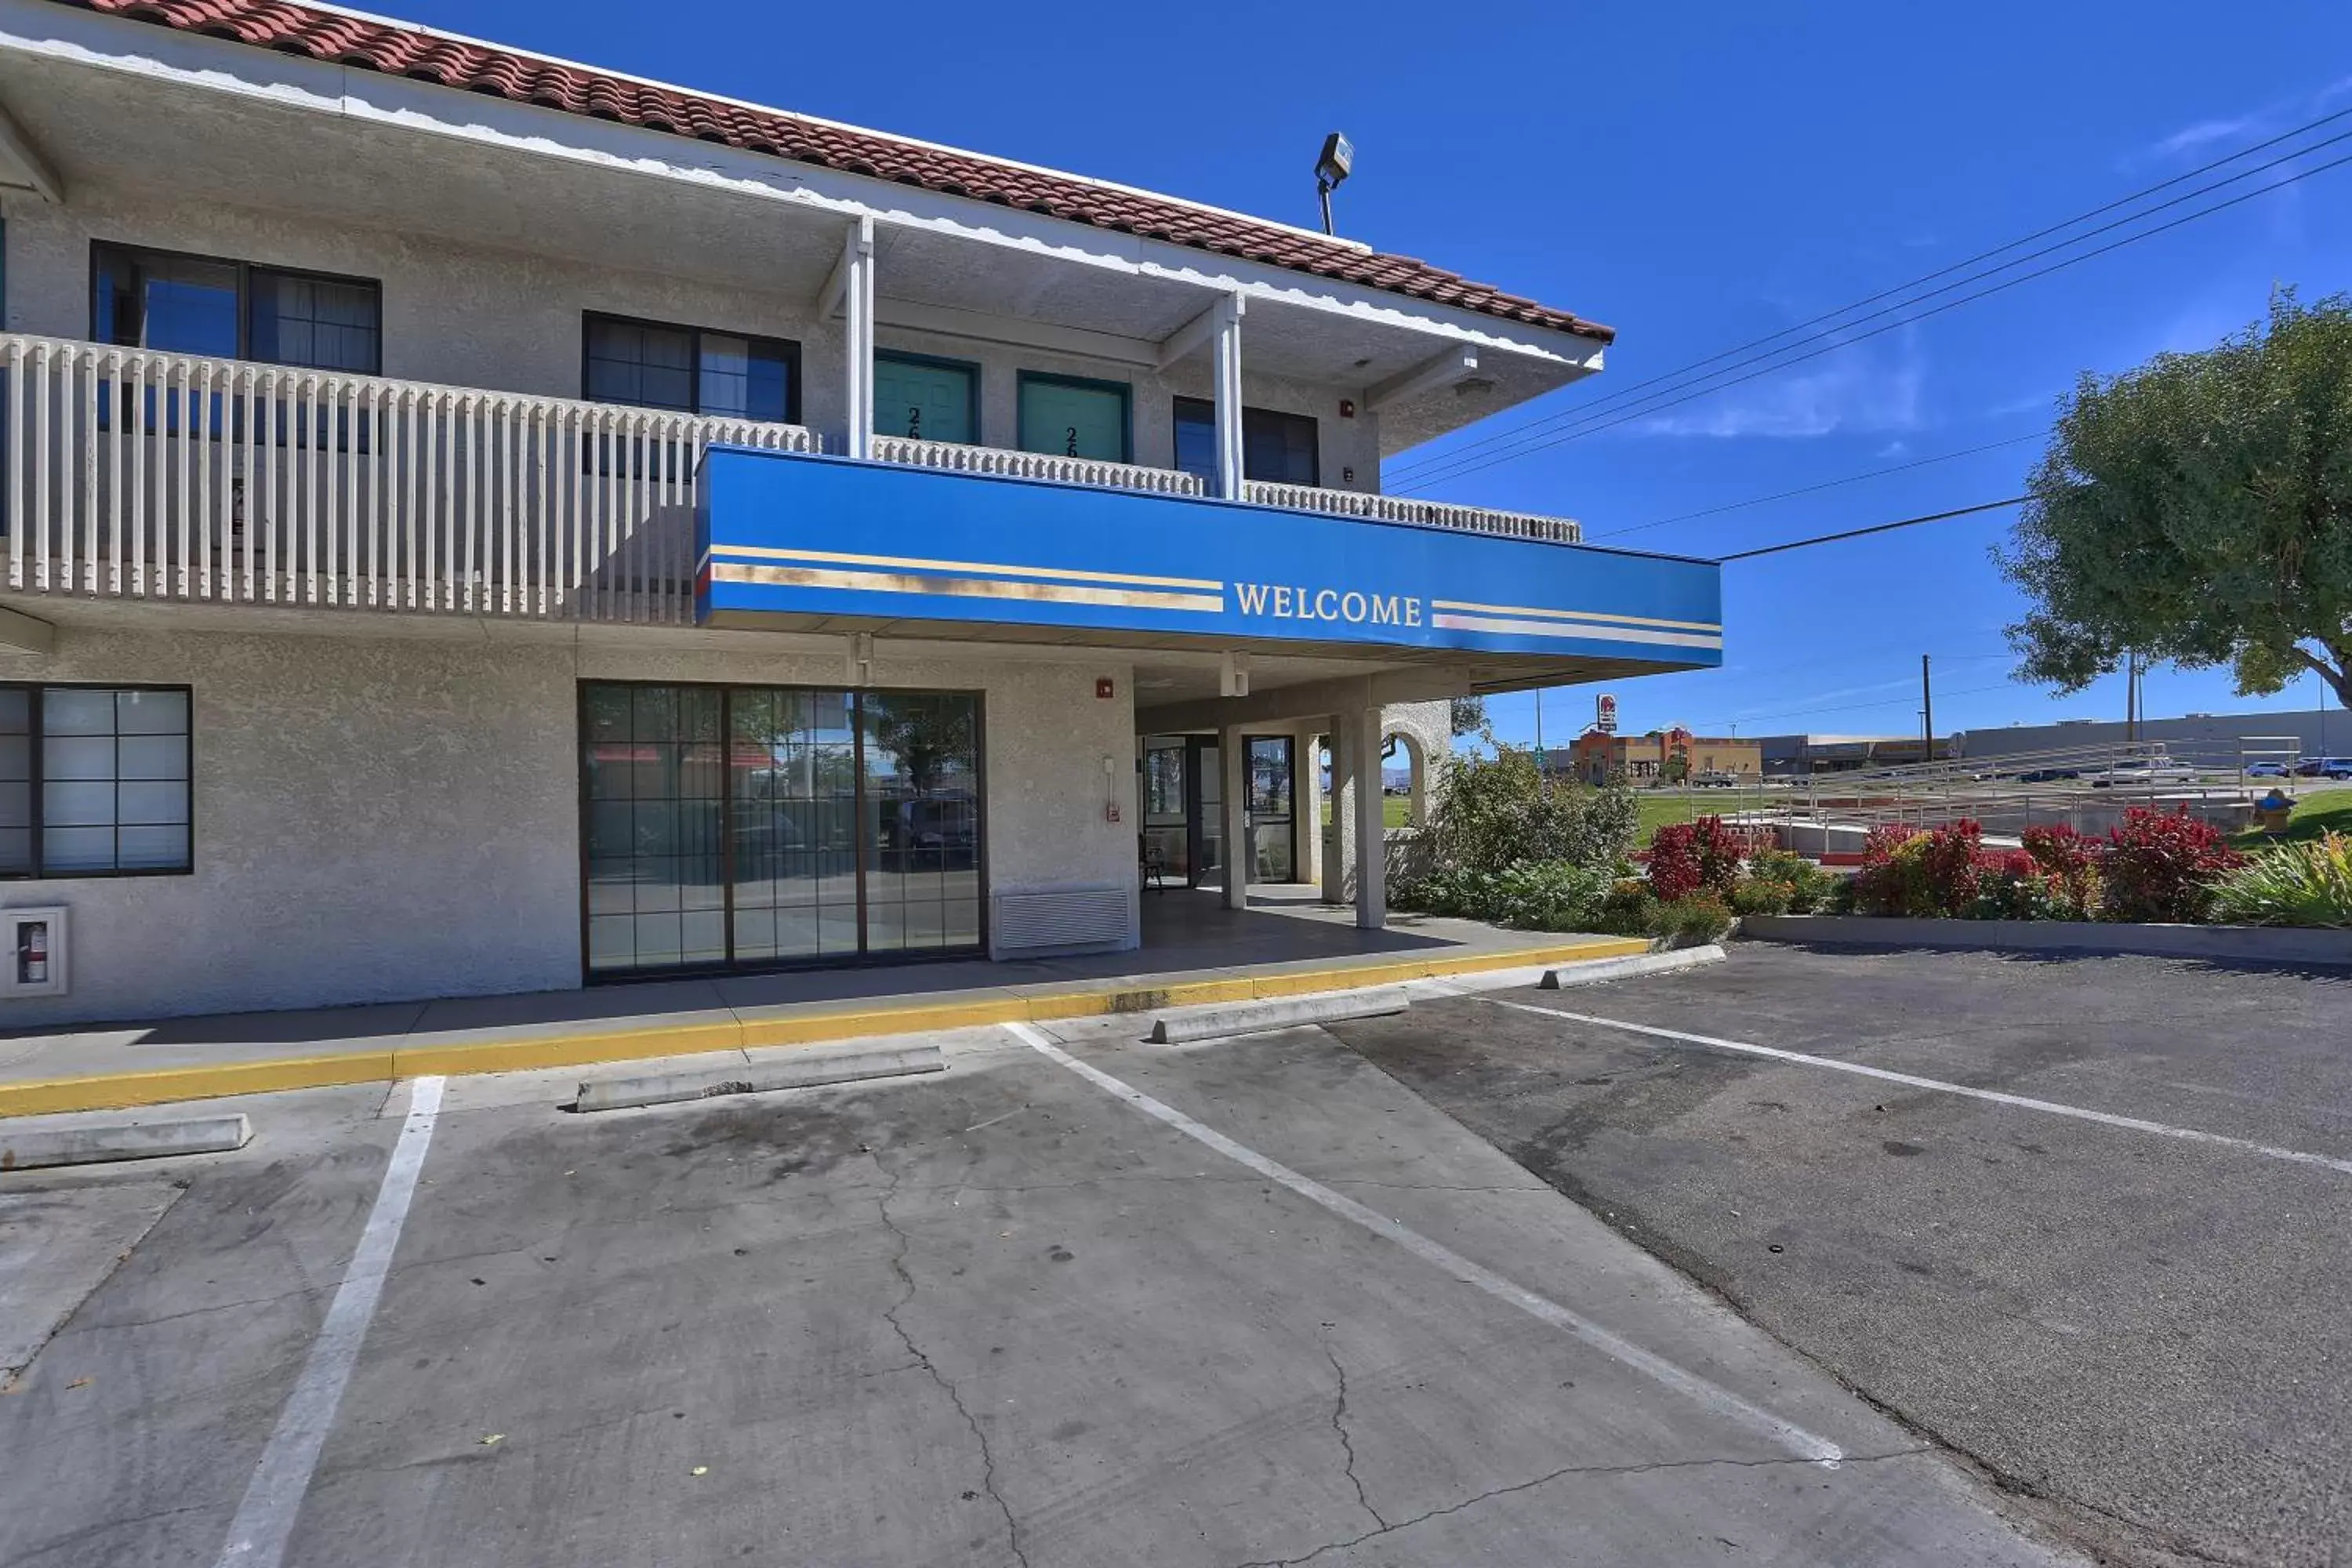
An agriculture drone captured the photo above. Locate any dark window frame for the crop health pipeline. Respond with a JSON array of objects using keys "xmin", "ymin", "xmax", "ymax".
[
  {"xmin": 1015, "ymin": 370, "xmax": 1133, "ymax": 463},
  {"xmin": 575, "ymin": 679, "xmax": 986, "ymax": 984},
  {"xmin": 0, "ymin": 682, "xmax": 194, "ymax": 882},
  {"xmin": 1172, "ymin": 396, "xmax": 1322, "ymax": 487},
  {"xmin": 579, "ymin": 311, "xmax": 803, "ymax": 425},
  {"xmin": 874, "ymin": 349, "xmax": 982, "ymax": 445},
  {"xmin": 89, "ymin": 240, "xmax": 383, "ymax": 374}
]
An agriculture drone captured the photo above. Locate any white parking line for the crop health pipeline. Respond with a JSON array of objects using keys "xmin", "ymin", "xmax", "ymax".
[
  {"xmin": 213, "ymin": 1076, "xmax": 446, "ymax": 1568},
  {"xmin": 1482, "ymin": 999, "xmax": 2352, "ymax": 1178},
  {"xmin": 1005, "ymin": 1022, "xmax": 1845, "ymax": 1468}
]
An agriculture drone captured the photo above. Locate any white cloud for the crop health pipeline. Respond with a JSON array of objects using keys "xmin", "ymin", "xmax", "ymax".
[
  {"xmin": 1628, "ymin": 341, "xmax": 1925, "ymax": 440},
  {"xmin": 2149, "ymin": 115, "xmax": 2259, "ymax": 161},
  {"xmin": 2135, "ymin": 75, "xmax": 2352, "ymax": 168}
]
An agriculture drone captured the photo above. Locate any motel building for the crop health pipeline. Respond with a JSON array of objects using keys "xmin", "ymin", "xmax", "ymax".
[{"xmin": 0, "ymin": 0, "xmax": 1722, "ymax": 1027}]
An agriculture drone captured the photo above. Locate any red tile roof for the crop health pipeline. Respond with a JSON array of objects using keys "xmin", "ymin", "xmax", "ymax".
[{"xmin": 61, "ymin": 0, "xmax": 1613, "ymax": 344}]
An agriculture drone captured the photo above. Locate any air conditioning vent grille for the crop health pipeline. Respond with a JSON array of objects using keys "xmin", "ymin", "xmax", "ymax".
[{"xmin": 993, "ymin": 885, "xmax": 1131, "ymax": 956}]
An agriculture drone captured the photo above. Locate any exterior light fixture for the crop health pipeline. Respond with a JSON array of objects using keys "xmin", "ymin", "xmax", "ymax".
[{"xmin": 1315, "ymin": 132, "xmax": 1353, "ymax": 235}]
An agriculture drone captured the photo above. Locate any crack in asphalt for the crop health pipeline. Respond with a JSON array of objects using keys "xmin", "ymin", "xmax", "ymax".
[
  {"xmin": 1228, "ymin": 1446, "xmax": 1933, "ymax": 1568},
  {"xmin": 873, "ymin": 1152, "xmax": 1033, "ymax": 1568},
  {"xmin": 1324, "ymin": 1349, "xmax": 1386, "ymax": 1532}
]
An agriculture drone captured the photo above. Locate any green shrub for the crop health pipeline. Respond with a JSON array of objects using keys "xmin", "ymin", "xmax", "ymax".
[
  {"xmin": 1745, "ymin": 848, "xmax": 1835, "ymax": 913},
  {"xmin": 1392, "ymin": 860, "xmax": 1611, "ymax": 932},
  {"xmin": 1731, "ymin": 878, "xmax": 1794, "ymax": 916},
  {"xmin": 1653, "ymin": 892, "xmax": 1733, "ymax": 943},
  {"xmin": 2205, "ymin": 832, "xmax": 2352, "ymax": 927},
  {"xmin": 1595, "ymin": 879, "xmax": 1660, "ymax": 937},
  {"xmin": 1426, "ymin": 745, "xmax": 1639, "ymax": 877}
]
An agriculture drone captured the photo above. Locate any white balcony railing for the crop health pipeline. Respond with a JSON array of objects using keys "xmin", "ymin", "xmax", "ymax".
[
  {"xmin": 1240, "ymin": 480, "xmax": 1581, "ymax": 544},
  {"xmin": 866, "ymin": 437, "xmax": 1581, "ymax": 543},
  {"xmin": 0, "ymin": 334, "xmax": 1587, "ymax": 630},
  {"xmin": 0, "ymin": 334, "xmax": 818, "ymax": 624},
  {"xmin": 869, "ymin": 434, "xmax": 1206, "ymax": 495}
]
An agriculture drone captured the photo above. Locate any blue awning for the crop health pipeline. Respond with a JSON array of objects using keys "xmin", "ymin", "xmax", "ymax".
[{"xmin": 695, "ymin": 448, "xmax": 1721, "ymax": 673}]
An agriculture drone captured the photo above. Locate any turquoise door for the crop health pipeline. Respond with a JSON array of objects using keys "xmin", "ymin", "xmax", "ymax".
[
  {"xmin": 1018, "ymin": 375, "xmax": 1129, "ymax": 463},
  {"xmin": 874, "ymin": 354, "xmax": 976, "ymax": 445}
]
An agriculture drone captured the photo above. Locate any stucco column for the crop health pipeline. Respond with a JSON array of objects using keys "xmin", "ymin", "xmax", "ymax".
[
  {"xmin": 1219, "ymin": 724, "xmax": 1250, "ymax": 909},
  {"xmin": 1352, "ymin": 706, "xmax": 1386, "ymax": 929},
  {"xmin": 1322, "ymin": 717, "xmax": 1352, "ymax": 905},
  {"xmin": 1294, "ymin": 723, "xmax": 1323, "ymax": 887}
]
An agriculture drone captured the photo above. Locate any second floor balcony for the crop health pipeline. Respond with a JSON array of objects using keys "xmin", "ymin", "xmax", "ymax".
[{"xmin": 0, "ymin": 333, "xmax": 1584, "ymax": 627}]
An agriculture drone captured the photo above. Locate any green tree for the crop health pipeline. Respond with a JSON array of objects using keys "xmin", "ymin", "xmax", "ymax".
[{"xmin": 1998, "ymin": 290, "xmax": 2352, "ymax": 710}]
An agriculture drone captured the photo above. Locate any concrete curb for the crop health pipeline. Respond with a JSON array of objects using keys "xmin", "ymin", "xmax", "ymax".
[
  {"xmin": 1147, "ymin": 985, "xmax": 1410, "ymax": 1044},
  {"xmin": 572, "ymin": 1040, "xmax": 944, "ymax": 1113},
  {"xmin": 1739, "ymin": 913, "xmax": 2352, "ymax": 967},
  {"xmin": 1537, "ymin": 945, "xmax": 1726, "ymax": 989},
  {"xmin": 0, "ymin": 1111, "xmax": 252, "ymax": 1170},
  {"xmin": 0, "ymin": 935, "xmax": 1651, "ymax": 1119}
]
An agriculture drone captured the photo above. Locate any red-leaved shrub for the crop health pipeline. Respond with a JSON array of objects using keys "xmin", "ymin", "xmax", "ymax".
[
  {"xmin": 2100, "ymin": 807, "xmax": 2242, "ymax": 924},
  {"xmin": 1649, "ymin": 816, "xmax": 1744, "ymax": 902},
  {"xmin": 2023, "ymin": 823, "xmax": 2101, "ymax": 917},
  {"xmin": 1916, "ymin": 819, "xmax": 1987, "ymax": 915}
]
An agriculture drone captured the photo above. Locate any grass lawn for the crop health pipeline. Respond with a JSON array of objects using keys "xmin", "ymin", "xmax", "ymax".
[
  {"xmin": 1320, "ymin": 796, "xmax": 1415, "ymax": 829},
  {"xmin": 2234, "ymin": 786, "xmax": 2352, "ymax": 848}
]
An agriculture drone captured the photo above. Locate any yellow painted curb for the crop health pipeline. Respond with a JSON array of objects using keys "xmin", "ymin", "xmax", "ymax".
[
  {"xmin": 0, "ymin": 936, "xmax": 1657, "ymax": 1118},
  {"xmin": 0, "ymin": 1050, "xmax": 399, "ymax": 1118}
]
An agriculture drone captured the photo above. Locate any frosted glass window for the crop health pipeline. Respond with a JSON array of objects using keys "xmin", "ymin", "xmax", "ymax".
[{"xmin": 0, "ymin": 686, "xmax": 193, "ymax": 878}]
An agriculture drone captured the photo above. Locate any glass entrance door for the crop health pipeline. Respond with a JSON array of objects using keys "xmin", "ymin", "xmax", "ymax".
[
  {"xmin": 583, "ymin": 682, "xmax": 983, "ymax": 978},
  {"xmin": 1246, "ymin": 736, "xmax": 1295, "ymax": 882},
  {"xmin": 1195, "ymin": 740, "xmax": 1223, "ymax": 887}
]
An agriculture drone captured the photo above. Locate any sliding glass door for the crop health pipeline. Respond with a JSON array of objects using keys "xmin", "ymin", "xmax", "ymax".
[{"xmin": 582, "ymin": 682, "xmax": 982, "ymax": 978}]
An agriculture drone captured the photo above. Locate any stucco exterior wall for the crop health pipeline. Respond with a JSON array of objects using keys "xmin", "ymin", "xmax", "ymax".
[
  {"xmin": 0, "ymin": 619, "xmax": 1136, "ymax": 1025},
  {"xmin": 3, "ymin": 183, "xmax": 1382, "ymax": 492},
  {"xmin": 0, "ymin": 624, "xmax": 582, "ymax": 1025}
]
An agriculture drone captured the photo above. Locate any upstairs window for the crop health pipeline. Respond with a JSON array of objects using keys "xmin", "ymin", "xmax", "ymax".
[
  {"xmin": 583, "ymin": 314, "xmax": 799, "ymax": 423},
  {"xmin": 92, "ymin": 242, "xmax": 381, "ymax": 373},
  {"xmin": 1172, "ymin": 397, "xmax": 1320, "ymax": 487}
]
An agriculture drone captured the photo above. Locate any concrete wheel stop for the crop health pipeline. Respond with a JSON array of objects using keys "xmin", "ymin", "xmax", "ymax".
[
  {"xmin": 570, "ymin": 1038, "xmax": 945, "ymax": 1113},
  {"xmin": 1537, "ymin": 945, "xmax": 1726, "ymax": 989},
  {"xmin": 1146, "ymin": 985, "xmax": 1410, "ymax": 1044},
  {"xmin": 1, "ymin": 1110, "xmax": 252, "ymax": 1170}
]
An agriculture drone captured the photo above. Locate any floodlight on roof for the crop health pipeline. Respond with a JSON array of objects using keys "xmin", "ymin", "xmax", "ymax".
[{"xmin": 1315, "ymin": 132, "xmax": 1353, "ymax": 235}]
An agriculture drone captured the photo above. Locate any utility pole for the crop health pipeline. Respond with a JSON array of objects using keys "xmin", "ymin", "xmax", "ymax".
[
  {"xmin": 1920, "ymin": 654, "xmax": 1934, "ymax": 765},
  {"xmin": 2126, "ymin": 648, "xmax": 2145, "ymax": 747}
]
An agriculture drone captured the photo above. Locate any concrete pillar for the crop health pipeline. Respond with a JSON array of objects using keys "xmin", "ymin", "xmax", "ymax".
[
  {"xmin": 1219, "ymin": 724, "xmax": 1249, "ymax": 910},
  {"xmin": 1294, "ymin": 723, "xmax": 1324, "ymax": 887},
  {"xmin": 841, "ymin": 217, "xmax": 876, "ymax": 459},
  {"xmin": 1212, "ymin": 294, "xmax": 1246, "ymax": 499},
  {"xmin": 1323, "ymin": 716, "xmax": 1352, "ymax": 905},
  {"xmin": 1352, "ymin": 706, "xmax": 1386, "ymax": 930}
]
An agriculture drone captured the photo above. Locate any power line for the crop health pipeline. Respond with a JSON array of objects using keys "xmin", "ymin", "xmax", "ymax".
[
  {"xmin": 1715, "ymin": 496, "xmax": 2027, "ymax": 561},
  {"xmin": 1385, "ymin": 100, "xmax": 2352, "ymax": 488},
  {"xmin": 1588, "ymin": 431, "xmax": 2045, "ymax": 542},
  {"xmin": 1686, "ymin": 681, "xmax": 2017, "ymax": 731},
  {"xmin": 1392, "ymin": 147, "xmax": 2352, "ymax": 494},
  {"xmin": 1392, "ymin": 157, "xmax": 2352, "ymax": 497}
]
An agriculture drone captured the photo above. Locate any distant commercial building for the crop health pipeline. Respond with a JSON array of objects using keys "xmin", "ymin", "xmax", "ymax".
[
  {"xmin": 1955, "ymin": 708, "xmax": 2344, "ymax": 765},
  {"xmin": 1753, "ymin": 735, "xmax": 1942, "ymax": 776},
  {"xmin": 1559, "ymin": 728, "xmax": 1762, "ymax": 785}
]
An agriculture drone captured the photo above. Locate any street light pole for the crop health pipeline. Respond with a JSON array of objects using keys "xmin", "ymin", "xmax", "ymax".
[{"xmin": 1921, "ymin": 654, "xmax": 1933, "ymax": 765}]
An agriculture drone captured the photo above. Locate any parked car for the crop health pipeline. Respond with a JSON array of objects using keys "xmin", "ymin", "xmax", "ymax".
[
  {"xmin": 2089, "ymin": 759, "xmax": 2201, "ymax": 788},
  {"xmin": 1693, "ymin": 770, "xmax": 1740, "ymax": 788},
  {"xmin": 2016, "ymin": 766, "xmax": 2082, "ymax": 783},
  {"xmin": 2293, "ymin": 757, "xmax": 2352, "ymax": 780},
  {"xmin": 2244, "ymin": 761, "xmax": 2293, "ymax": 779}
]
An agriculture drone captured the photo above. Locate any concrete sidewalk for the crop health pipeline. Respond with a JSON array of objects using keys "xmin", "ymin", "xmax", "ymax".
[{"xmin": 0, "ymin": 887, "xmax": 1643, "ymax": 1116}]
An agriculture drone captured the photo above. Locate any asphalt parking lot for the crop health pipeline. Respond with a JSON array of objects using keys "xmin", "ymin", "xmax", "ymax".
[
  {"xmin": 1329, "ymin": 946, "xmax": 2352, "ymax": 1568},
  {"xmin": 0, "ymin": 1004, "xmax": 2074, "ymax": 1568}
]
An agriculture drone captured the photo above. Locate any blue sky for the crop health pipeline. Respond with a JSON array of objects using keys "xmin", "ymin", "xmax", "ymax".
[{"xmin": 401, "ymin": 0, "xmax": 2352, "ymax": 746}]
